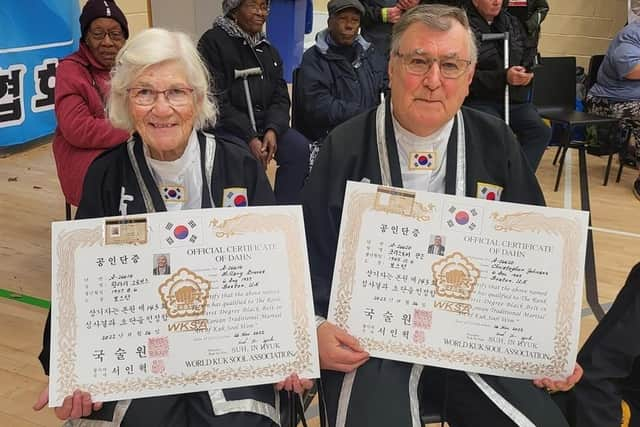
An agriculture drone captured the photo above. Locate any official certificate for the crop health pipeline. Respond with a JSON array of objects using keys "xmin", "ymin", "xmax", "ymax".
[
  {"xmin": 50, "ymin": 206, "xmax": 319, "ymax": 406},
  {"xmin": 328, "ymin": 181, "xmax": 589, "ymax": 379}
]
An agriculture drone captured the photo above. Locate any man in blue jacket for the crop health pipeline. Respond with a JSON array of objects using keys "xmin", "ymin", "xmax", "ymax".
[{"xmin": 297, "ymin": 0, "xmax": 388, "ymax": 166}]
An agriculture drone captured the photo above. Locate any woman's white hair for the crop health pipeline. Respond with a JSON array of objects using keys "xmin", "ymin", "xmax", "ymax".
[{"xmin": 108, "ymin": 28, "xmax": 217, "ymax": 131}]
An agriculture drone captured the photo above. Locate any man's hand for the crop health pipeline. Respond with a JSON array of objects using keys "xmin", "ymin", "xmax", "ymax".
[
  {"xmin": 385, "ymin": 6, "xmax": 402, "ymax": 24},
  {"xmin": 317, "ymin": 321, "xmax": 369, "ymax": 372},
  {"xmin": 263, "ymin": 129, "xmax": 278, "ymax": 166},
  {"xmin": 275, "ymin": 373, "xmax": 315, "ymax": 394},
  {"xmin": 507, "ymin": 66, "xmax": 534, "ymax": 86},
  {"xmin": 33, "ymin": 384, "xmax": 103, "ymax": 420},
  {"xmin": 533, "ymin": 363, "xmax": 583, "ymax": 393},
  {"xmin": 396, "ymin": 0, "xmax": 419, "ymax": 11},
  {"xmin": 248, "ymin": 137, "xmax": 268, "ymax": 169}
]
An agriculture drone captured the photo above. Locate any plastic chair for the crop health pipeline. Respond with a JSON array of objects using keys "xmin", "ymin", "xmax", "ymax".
[{"xmin": 532, "ymin": 56, "xmax": 620, "ymax": 192}]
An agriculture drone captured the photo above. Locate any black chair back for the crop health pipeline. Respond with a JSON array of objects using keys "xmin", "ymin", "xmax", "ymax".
[
  {"xmin": 532, "ymin": 56, "xmax": 576, "ymax": 113},
  {"xmin": 585, "ymin": 54, "xmax": 605, "ymax": 93}
]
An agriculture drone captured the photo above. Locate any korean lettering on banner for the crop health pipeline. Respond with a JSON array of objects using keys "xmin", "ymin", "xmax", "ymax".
[{"xmin": 1, "ymin": 0, "xmax": 79, "ymax": 146}]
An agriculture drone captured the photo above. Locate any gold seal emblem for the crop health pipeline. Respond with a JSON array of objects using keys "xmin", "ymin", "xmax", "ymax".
[
  {"xmin": 158, "ymin": 268, "xmax": 212, "ymax": 318},
  {"xmin": 432, "ymin": 252, "xmax": 480, "ymax": 300}
]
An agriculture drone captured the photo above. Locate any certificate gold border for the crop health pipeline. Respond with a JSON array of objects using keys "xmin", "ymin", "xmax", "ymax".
[
  {"xmin": 332, "ymin": 186, "xmax": 582, "ymax": 378},
  {"xmin": 53, "ymin": 213, "xmax": 315, "ymax": 401}
]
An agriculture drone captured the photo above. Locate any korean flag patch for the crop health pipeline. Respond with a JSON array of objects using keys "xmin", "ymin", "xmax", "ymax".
[
  {"xmin": 476, "ymin": 182, "xmax": 503, "ymax": 201},
  {"xmin": 223, "ymin": 187, "xmax": 249, "ymax": 207}
]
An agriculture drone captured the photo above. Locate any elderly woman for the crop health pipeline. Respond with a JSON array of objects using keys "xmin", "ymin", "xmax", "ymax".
[
  {"xmin": 52, "ymin": 0, "xmax": 130, "ymax": 207},
  {"xmin": 198, "ymin": 0, "xmax": 310, "ymax": 204},
  {"xmin": 33, "ymin": 28, "xmax": 311, "ymax": 426}
]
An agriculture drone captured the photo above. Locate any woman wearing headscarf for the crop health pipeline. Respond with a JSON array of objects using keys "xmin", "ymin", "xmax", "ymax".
[
  {"xmin": 198, "ymin": 0, "xmax": 311, "ymax": 204},
  {"xmin": 52, "ymin": 0, "xmax": 130, "ymax": 207},
  {"xmin": 34, "ymin": 27, "xmax": 311, "ymax": 426}
]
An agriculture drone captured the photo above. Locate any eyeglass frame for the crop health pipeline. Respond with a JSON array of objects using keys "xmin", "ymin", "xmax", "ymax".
[
  {"xmin": 393, "ymin": 51, "xmax": 472, "ymax": 79},
  {"xmin": 87, "ymin": 30, "xmax": 125, "ymax": 42},
  {"xmin": 127, "ymin": 87, "xmax": 195, "ymax": 106}
]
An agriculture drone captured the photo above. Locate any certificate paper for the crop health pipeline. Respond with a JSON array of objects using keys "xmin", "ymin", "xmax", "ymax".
[
  {"xmin": 328, "ymin": 181, "xmax": 588, "ymax": 379},
  {"xmin": 50, "ymin": 206, "xmax": 319, "ymax": 406}
]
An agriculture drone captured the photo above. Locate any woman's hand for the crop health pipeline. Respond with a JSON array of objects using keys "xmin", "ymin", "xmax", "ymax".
[
  {"xmin": 533, "ymin": 363, "xmax": 583, "ymax": 393},
  {"xmin": 33, "ymin": 383, "xmax": 103, "ymax": 420},
  {"xmin": 275, "ymin": 373, "xmax": 314, "ymax": 394},
  {"xmin": 248, "ymin": 137, "xmax": 269, "ymax": 169},
  {"xmin": 262, "ymin": 129, "xmax": 278, "ymax": 166}
]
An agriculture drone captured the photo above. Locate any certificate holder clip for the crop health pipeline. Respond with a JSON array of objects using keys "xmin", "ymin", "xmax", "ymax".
[{"xmin": 104, "ymin": 187, "xmax": 148, "ymax": 245}]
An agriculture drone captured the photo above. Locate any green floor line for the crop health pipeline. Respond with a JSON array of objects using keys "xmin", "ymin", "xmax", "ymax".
[{"xmin": 0, "ymin": 288, "xmax": 50, "ymax": 309}]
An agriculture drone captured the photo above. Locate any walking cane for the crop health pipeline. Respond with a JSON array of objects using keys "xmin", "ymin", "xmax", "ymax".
[
  {"xmin": 234, "ymin": 67, "xmax": 264, "ymax": 132},
  {"xmin": 481, "ymin": 32, "xmax": 510, "ymax": 125}
]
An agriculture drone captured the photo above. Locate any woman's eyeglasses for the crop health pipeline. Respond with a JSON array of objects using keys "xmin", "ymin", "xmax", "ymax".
[{"xmin": 127, "ymin": 87, "xmax": 194, "ymax": 106}]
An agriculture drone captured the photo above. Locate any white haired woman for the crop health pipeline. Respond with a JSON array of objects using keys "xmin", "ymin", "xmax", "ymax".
[{"xmin": 34, "ymin": 28, "xmax": 311, "ymax": 426}]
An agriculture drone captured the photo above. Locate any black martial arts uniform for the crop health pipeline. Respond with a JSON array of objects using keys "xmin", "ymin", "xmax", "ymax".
[
  {"xmin": 302, "ymin": 100, "xmax": 569, "ymax": 427},
  {"xmin": 574, "ymin": 262, "xmax": 640, "ymax": 427},
  {"xmin": 39, "ymin": 131, "xmax": 290, "ymax": 427}
]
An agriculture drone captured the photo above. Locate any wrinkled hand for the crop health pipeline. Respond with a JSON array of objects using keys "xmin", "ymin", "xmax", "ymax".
[
  {"xmin": 317, "ymin": 321, "xmax": 369, "ymax": 372},
  {"xmin": 263, "ymin": 129, "xmax": 278, "ymax": 166},
  {"xmin": 507, "ymin": 66, "xmax": 534, "ymax": 86},
  {"xmin": 396, "ymin": 0, "xmax": 419, "ymax": 10},
  {"xmin": 248, "ymin": 137, "xmax": 269, "ymax": 169},
  {"xmin": 533, "ymin": 363, "xmax": 583, "ymax": 393},
  {"xmin": 33, "ymin": 383, "xmax": 103, "ymax": 420},
  {"xmin": 386, "ymin": 6, "xmax": 402, "ymax": 24},
  {"xmin": 276, "ymin": 373, "xmax": 314, "ymax": 394}
]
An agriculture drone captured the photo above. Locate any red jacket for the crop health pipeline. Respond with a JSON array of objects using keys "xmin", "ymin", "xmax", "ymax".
[{"xmin": 52, "ymin": 42, "xmax": 129, "ymax": 206}]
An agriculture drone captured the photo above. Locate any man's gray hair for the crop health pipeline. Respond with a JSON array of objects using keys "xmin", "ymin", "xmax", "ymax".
[
  {"xmin": 390, "ymin": 4, "xmax": 478, "ymax": 64},
  {"xmin": 108, "ymin": 28, "xmax": 217, "ymax": 132}
]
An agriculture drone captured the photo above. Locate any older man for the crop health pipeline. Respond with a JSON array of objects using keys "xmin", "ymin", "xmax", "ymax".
[
  {"xmin": 462, "ymin": 0, "xmax": 550, "ymax": 172},
  {"xmin": 297, "ymin": 0, "xmax": 387, "ymax": 162},
  {"xmin": 302, "ymin": 5, "xmax": 580, "ymax": 426}
]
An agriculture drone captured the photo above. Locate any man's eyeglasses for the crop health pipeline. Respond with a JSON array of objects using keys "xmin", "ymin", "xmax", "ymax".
[
  {"xmin": 88, "ymin": 30, "xmax": 125, "ymax": 42},
  {"xmin": 394, "ymin": 52, "xmax": 472, "ymax": 79},
  {"xmin": 244, "ymin": 1, "xmax": 270, "ymax": 14},
  {"xmin": 127, "ymin": 87, "xmax": 194, "ymax": 106}
]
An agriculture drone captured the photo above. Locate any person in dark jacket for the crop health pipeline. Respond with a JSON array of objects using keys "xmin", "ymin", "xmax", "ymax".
[
  {"xmin": 463, "ymin": 0, "xmax": 551, "ymax": 172},
  {"xmin": 198, "ymin": 0, "xmax": 310, "ymax": 205},
  {"xmin": 297, "ymin": 0, "xmax": 388, "ymax": 166},
  {"xmin": 573, "ymin": 261, "xmax": 640, "ymax": 427},
  {"xmin": 52, "ymin": 0, "xmax": 130, "ymax": 207},
  {"xmin": 359, "ymin": 0, "xmax": 462, "ymax": 59},
  {"xmin": 33, "ymin": 28, "xmax": 311, "ymax": 426},
  {"xmin": 505, "ymin": 0, "xmax": 549, "ymax": 60}
]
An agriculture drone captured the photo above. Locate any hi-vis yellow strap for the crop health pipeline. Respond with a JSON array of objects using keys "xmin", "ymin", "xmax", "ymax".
[{"xmin": 622, "ymin": 400, "xmax": 631, "ymax": 427}]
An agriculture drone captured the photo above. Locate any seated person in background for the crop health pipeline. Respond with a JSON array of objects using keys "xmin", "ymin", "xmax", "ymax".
[
  {"xmin": 585, "ymin": 22, "xmax": 640, "ymax": 201},
  {"xmin": 505, "ymin": 0, "xmax": 549, "ymax": 64},
  {"xmin": 359, "ymin": 0, "xmax": 462, "ymax": 60},
  {"xmin": 297, "ymin": 0, "xmax": 388, "ymax": 166},
  {"xmin": 33, "ymin": 28, "xmax": 311, "ymax": 425},
  {"xmin": 198, "ymin": 0, "xmax": 310, "ymax": 204},
  {"xmin": 463, "ymin": 0, "xmax": 551, "ymax": 172},
  {"xmin": 574, "ymin": 262, "xmax": 640, "ymax": 426},
  {"xmin": 302, "ymin": 5, "xmax": 580, "ymax": 426},
  {"xmin": 52, "ymin": 0, "xmax": 130, "ymax": 207}
]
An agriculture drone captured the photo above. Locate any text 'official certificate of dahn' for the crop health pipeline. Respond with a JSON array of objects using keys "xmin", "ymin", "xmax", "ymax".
[
  {"xmin": 328, "ymin": 181, "xmax": 589, "ymax": 379},
  {"xmin": 49, "ymin": 206, "xmax": 319, "ymax": 406}
]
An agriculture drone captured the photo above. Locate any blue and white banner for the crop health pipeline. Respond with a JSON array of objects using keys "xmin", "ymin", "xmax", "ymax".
[{"xmin": 0, "ymin": 1, "xmax": 80, "ymax": 147}]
